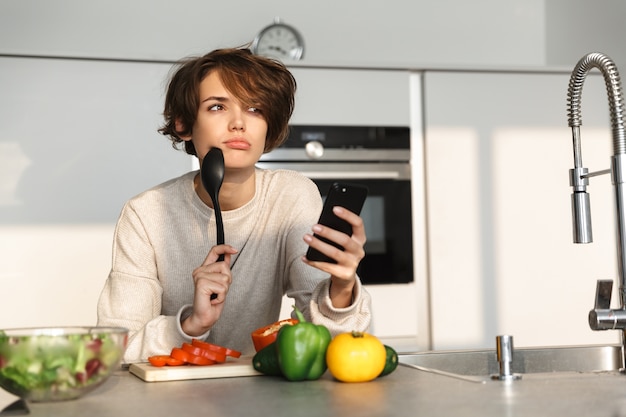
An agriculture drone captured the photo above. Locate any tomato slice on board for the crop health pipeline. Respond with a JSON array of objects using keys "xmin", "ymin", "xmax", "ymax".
[
  {"xmin": 170, "ymin": 347, "xmax": 191, "ymax": 363},
  {"xmin": 148, "ymin": 356, "xmax": 167, "ymax": 367},
  {"xmin": 181, "ymin": 342, "xmax": 225, "ymax": 363},
  {"xmin": 147, "ymin": 341, "xmax": 241, "ymax": 367},
  {"xmin": 191, "ymin": 339, "xmax": 242, "ymax": 358},
  {"xmin": 147, "ymin": 355, "xmax": 185, "ymax": 367},
  {"xmin": 187, "ymin": 353, "xmax": 216, "ymax": 366},
  {"xmin": 190, "ymin": 339, "xmax": 226, "ymax": 354},
  {"xmin": 224, "ymin": 348, "xmax": 242, "ymax": 358},
  {"xmin": 170, "ymin": 347, "xmax": 215, "ymax": 366}
]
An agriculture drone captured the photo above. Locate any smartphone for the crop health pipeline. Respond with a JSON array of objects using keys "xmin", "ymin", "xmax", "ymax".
[{"xmin": 305, "ymin": 182, "xmax": 369, "ymax": 263}]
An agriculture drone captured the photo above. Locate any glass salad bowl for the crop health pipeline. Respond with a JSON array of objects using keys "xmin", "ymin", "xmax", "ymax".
[{"xmin": 0, "ymin": 326, "xmax": 128, "ymax": 402}]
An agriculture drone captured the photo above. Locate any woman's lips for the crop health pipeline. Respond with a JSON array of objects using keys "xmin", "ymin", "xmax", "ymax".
[{"xmin": 225, "ymin": 139, "xmax": 251, "ymax": 150}]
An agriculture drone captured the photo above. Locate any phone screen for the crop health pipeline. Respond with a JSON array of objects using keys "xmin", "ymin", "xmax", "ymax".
[{"xmin": 305, "ymin": 182, "xmax": 368, "ymax": 263}]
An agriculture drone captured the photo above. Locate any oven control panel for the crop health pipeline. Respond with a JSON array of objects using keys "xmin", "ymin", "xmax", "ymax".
[{"xmin": 260, "ymin": 125, "xmax": 410, "ymax": 163}]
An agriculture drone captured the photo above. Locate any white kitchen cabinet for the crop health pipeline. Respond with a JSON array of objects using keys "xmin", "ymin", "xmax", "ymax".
[
  {"xmin": 422, "ymin": 69, "xmax": 621, "ymax": 349},
  {"xmin": 288, "ymin": 67, "xmax": 411, "ymax": 127},
  {"xmin": 0, "ymin": 1, "xmax": 546, "ymax": 67}
]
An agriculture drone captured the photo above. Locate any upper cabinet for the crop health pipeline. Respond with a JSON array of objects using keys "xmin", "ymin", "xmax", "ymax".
[
  {"xmin": 289, "ymin": 68, "xmax": 411, "ymax": 127},
  {"xmin": 0, "ymin": 1, "xmax": 546, "ymax": 67},
  {"xmin": 0, "ymin": 56, "xmax": 191, "ymax": 224}
]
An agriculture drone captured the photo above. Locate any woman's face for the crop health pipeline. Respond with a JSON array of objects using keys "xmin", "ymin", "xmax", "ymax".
[{"xmin": 184, "ymin": 71, "xmax": 268, "ymax": 173}]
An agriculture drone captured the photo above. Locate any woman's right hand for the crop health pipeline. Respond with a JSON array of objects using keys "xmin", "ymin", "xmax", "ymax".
[{"xmin": 181, "ymin": 244, "xmax": 238, "ymax": 336}]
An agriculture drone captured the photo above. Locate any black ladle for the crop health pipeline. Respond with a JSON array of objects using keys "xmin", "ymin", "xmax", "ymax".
[{"xmin": 200, "ymin": 147, "xmax": 225, "ymax": 300}]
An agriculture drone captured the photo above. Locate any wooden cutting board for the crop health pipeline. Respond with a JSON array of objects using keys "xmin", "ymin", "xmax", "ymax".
[{"xmin": 129, "ymin": 356, "xmax": 262, "ymax": 382}]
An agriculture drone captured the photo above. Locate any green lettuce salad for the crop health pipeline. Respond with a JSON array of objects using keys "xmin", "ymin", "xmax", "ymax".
[{"xmin": 0, "ymin": 329, "xmax": 125, "ymax": 401}]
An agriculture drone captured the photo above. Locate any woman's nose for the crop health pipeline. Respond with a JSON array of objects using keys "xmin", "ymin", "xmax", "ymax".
[{"xmin": 229, "ymin": 109, "xmax": 245, "ymax": 131}]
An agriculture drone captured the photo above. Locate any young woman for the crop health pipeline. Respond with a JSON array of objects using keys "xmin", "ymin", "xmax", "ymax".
[{"xmin": 97, "ymin": 48, "xmax": 372, "ymax": 363}]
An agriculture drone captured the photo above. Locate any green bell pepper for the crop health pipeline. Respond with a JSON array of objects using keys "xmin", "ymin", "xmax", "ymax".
[{"xmin": 276, "ymin": 306, "xmax": 332, "ymax": 381}]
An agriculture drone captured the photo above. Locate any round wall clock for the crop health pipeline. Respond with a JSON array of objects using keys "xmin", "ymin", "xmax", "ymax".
[{"xmin": 251, "ymin": 18, "xmax": 304, "ymax": 61}]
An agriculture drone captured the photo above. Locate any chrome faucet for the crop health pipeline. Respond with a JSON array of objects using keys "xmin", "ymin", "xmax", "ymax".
[{"xmin": 567, "ymin": 52, "xmax": 626, "ymax": 370}]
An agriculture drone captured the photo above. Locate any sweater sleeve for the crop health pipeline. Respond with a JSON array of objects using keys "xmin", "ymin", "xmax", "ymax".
[
  {"xmin": 309, "ymin": 278, "xmax": 372, "ymax": 337},
  {"xmin": 96, "ymin": 203, "xmax": 190, "ymax": 363}
]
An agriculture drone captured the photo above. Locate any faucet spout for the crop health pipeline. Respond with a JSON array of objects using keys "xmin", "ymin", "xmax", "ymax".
[
  {"xmin": 567, "ymin": 52, "xmax": 626, "ymax": 153},
  {"xmin": 568, "ymin": 52, "xmax": 626, "ymax": 371}
]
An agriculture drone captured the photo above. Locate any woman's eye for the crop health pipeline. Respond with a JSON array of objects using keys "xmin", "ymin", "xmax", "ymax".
[
  {"xmin": 248, "ymin": 107, "xmax": 262, "ymax": 114},
  {"xmin": 209, "ymin": 104, "xmax": 224, "ymax": 111}
]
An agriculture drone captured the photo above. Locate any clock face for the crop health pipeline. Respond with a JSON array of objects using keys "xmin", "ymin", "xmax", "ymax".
[{"xmin": 252, "ymin": 23, "xmax": 304, "ymax": 61}]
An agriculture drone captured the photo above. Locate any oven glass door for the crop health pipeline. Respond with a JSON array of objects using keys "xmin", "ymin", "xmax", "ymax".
[{"xmin": 313, "ymin": 178, "xmax": 413, "ymax": 285}]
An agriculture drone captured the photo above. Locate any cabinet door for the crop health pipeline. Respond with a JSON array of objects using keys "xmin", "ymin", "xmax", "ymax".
[
  {"xmin": 0, "ymin": 57, "xmax": 191, "ymax": 223},
  {"xmin": 424, "ymin": 70, "xmax": 619, "ymax": 349},
  {"xmin": 289, "ymin": 68, "xmax": 410, "ymax": 126}
]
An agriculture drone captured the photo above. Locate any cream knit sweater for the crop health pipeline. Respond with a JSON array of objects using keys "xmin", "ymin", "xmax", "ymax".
[{"xmin": 97, "ymin": 168, "xmax": 371, "ymax": 363}]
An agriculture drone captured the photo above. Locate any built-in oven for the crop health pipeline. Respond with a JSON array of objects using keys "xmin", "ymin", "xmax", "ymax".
[{"xmin": 257, "ymin": 125, "xmax": 413, "ymax": 285}]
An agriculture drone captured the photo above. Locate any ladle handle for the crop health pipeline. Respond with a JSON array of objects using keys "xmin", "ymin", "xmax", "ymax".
[
  {"xmin": 210, "ymin": 203, "xmax": 224, "ymax": 298},
  {"xmin": 214, "ymin": 201, "xmax": 224, "ymax": 262}
]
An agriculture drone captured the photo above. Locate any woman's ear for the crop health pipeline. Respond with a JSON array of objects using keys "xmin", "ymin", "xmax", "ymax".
[{"xmin": 175, "ymin": 119, "xmax": 192, "ymax": 141}]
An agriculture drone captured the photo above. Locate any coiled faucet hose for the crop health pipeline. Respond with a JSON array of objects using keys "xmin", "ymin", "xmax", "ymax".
[{"xmin": 567, "ymin": 52, "xmax": 626, "ymax": 155}]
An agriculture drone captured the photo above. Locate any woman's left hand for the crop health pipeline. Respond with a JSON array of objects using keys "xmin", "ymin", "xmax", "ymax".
[{"xmin": 302, "ymin": 206, "xmax": 366, "ymax": 308}]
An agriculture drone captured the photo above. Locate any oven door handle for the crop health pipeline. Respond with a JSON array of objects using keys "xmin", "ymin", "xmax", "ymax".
[{"xmin": 300, "ymin": 171, "xmax": 401, "ymax": 179}]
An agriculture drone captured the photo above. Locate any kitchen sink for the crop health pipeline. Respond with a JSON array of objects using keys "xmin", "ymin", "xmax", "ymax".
[{"xmin": 398, "ymin": 344, "xmax": 623, "ymax": 376}]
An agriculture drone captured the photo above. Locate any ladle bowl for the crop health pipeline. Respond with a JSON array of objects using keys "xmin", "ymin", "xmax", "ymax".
[{"xmin": 200, "ymin": 147, "xmax": 225, "ymax": 258}]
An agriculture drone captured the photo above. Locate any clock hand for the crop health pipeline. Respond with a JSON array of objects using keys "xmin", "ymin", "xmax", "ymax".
[{"xmin": 268, "ymin": 46, "xmax": 287, "ymax": 54}]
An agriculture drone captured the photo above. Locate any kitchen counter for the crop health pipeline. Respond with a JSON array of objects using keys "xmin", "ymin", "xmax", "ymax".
[{"xmin": 17, "ymin": 364, "xmax": 626, "ymax": 417}]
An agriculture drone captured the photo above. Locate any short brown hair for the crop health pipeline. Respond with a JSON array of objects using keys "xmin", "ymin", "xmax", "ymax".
[{"xmin": 158, "ymin": 48, "xmax": 297, "ymax": 156}]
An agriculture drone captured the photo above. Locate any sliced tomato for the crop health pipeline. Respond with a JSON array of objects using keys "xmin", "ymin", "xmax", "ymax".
[
  {"xmin": 191, "ymin": 339, "xmax": 226, "ymax": 354},
  {"xmin": 149, "ymin": 341, "xmax": 240, "ymax": 368},
  {"xmin": 225, "ymin": 348, "xmax": 242, "ymax": 358},
  {"xmin": 191, "ymin": 339, "xmax": 242, "ymax": 358},
  {"xmin": 170, "ymin": 347, "xmax": 215, "ymax": 366},
  {"xmin": 147, "ymin": 356, "xmax": 167, "ymax": 367},
  {"xmin": 181, "ymin": 342, "xmax": 226, "ymax": 363},
  {"xmin": 148, "ymin": 355, "xmax": 185, "ymax": 367},
  {"xmin": 170, "ymin": 347, "xmax": 191, "ymax": 363},
  {"xmin": 187, "ymin": 353, "xmax": 216, "ymax": 366}
]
